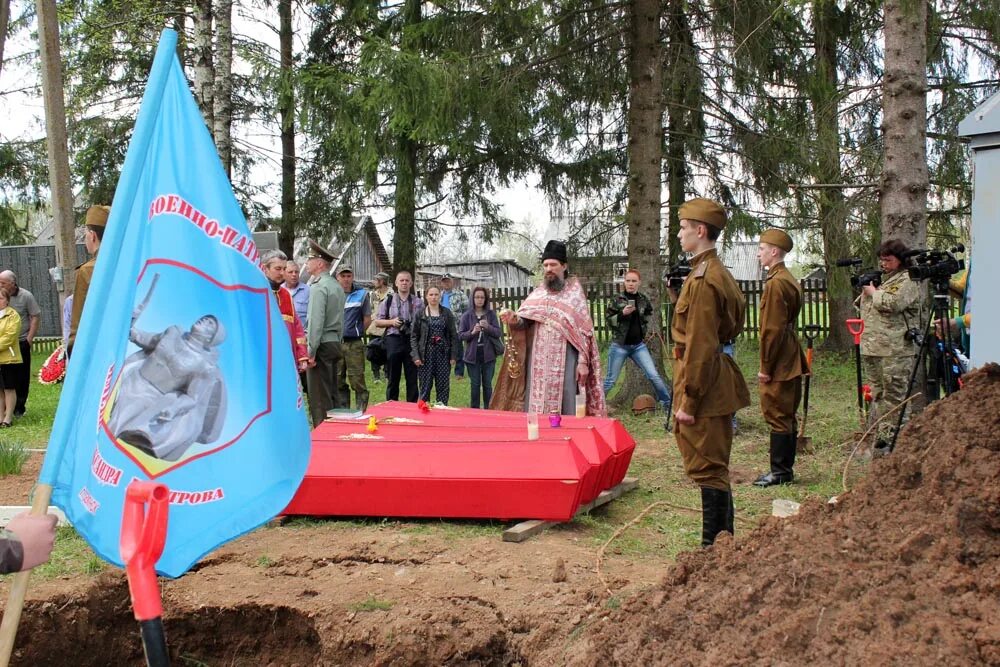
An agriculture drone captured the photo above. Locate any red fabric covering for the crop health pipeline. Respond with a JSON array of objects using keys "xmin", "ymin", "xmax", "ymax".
[
  {"xmin": 273, "ymin": 286, "xmax": 307, "ymax": 364},
  {"xmin": 284, "ymin": 437, "xmax": 590, "ymax": 521}
]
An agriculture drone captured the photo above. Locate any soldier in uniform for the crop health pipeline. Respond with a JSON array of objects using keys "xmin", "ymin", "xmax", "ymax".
[
  {"xmin": 860, "ymin": 239, "xmax": 923, "ymax": 454},
  {"xmin": 68, "ymin": 205, "xmax": 110, "ymax": 356},
  {"xmin": 753, "ymin": 229, "xmax": 809, "ymax": 487},
  {"xmin": 671, "ymin": 198, "xmax": 750, "ymax": 546}
]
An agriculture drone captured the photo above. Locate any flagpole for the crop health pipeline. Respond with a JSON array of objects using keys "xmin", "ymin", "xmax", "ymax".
[{"xmin": 0, "ymin": 28, "xmax": 181, "ymax": 667}]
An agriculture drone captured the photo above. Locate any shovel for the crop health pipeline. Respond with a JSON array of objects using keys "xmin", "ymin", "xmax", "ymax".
[
  {"xmin": 797, "ymin": 325, "xmax": 822, "ymax": 454},
  {"xmin": 121, "ymin": 481, "xmax": 171, "ymax": 667},
  {"xmin": 845, "ymin": 318, "xmax": 866, "ymax": 429}
]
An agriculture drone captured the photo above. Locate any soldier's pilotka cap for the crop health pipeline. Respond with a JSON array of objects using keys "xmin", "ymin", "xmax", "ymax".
[
  {"xmin": 86, "ymin": 205, "xmax": 111, "ymax": 228},
  {"xmin": 679, "ymin": 198, "xmax": 727, "ymax": 230},
  {"xmin": 760, "ymin": 229, "xmax": 793, "ymax": 252},
  {"xmin": 307, "ymin": 239, "xmax": 336, "ymax": 263}
]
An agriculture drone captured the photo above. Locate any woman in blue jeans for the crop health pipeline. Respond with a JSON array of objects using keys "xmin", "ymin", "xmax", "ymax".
[
  {"xmin": 603, "ymin": 269, "xmax": 672, "ymax": 423},
  {"xmin": 458, "ymin": 287, "xmax": 502, "ymax": 408}
]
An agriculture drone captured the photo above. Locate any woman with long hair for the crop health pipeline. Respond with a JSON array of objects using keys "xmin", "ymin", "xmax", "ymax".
[
  {"xmin": 458, "ymin": 287, "xmax": 502, "ymax": 408},
  {"xmin": 410, "ymin": 286, "xmax": 461, "ymax": 404}
]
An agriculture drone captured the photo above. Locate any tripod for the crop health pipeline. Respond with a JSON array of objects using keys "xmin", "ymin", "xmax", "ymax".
[{"xmin": 888, "ymin": 277, "xmax": 957, "ymax": 452}]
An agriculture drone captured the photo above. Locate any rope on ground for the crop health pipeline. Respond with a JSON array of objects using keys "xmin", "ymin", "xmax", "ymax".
[
  {"xmin": 595, "ymin": 500, "xmax": 698, "ymax": 597},
  {"xmin": 841, "ymin": 394, "xmax": 921, "ymax": 493}
]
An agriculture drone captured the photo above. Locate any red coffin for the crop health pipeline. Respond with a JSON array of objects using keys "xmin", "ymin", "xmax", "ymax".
[
  {"xmin": 284, "ymin": 435, "xmax": 591, "ymax": 521},
  {"xmin": 314, "ymin": 421, "xmax": 611, "ymax": 504},
  {"xmin": 367, "ymin": 402, "xmax": 636, "ymax": 487}
]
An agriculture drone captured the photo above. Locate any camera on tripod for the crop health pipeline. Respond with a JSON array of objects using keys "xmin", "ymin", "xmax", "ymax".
[
  {"xmin": 663, "ymin": 258, "xmax": 691, "ymax": 290},
  {"xmin": 903, "ymin": 244, "xmax": 965, "ymax": 283},
  {"xmin": 835, "ymin": 257, "xmax": 882, "ymax": 289}
]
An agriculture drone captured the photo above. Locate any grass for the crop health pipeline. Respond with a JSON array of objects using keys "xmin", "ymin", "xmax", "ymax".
[
  {"xmin": 6, "ymin": 336, "xmax": 868, "ymax": 579},
  {"xmin": 349, "ymin": 595, "xmax": 395, "ymax": 612},
  {"xmin": 0, "ymin": 440, "xmax": 28, "ymax": 476}
]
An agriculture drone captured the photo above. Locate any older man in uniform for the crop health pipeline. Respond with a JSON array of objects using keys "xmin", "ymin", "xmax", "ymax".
[
  {"xmin": 753, "ymin": 229, "xmax": 809, "ymax": 487},
  {"xmin": 305, "ymin": 240, "xmax": 345, "ymax": 424},
  {"xmin": 671, "ymin": 198, "xmax": 750, "ymax": 547}
]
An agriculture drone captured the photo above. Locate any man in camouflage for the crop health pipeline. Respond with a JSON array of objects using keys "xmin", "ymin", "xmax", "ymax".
[
  {"xmin": 860, "ymin": 239, "xmax": 924, "ymax": 453},
  {"xmin": 671, "ymin": 198, "xmax": 750, "ymax": 547},
  {"xmin": 753, "ymin": 229, "xmax": 809, "ymax": 487},
  {"xmin": 440, "ymin": 274, "xmax": 469, "ymax": 379}
]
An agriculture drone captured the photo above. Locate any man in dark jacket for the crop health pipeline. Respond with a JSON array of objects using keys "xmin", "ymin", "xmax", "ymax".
[{"xmin": 604, "ymin": 269, "xmax": 672, "ymax": 427}]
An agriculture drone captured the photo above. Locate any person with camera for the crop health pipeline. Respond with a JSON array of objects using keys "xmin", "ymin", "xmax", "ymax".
[
  {"xmin": 603, "ymin": 268, "xmax": 672, "ymax": 428},
  {"xmin": 752, "ymin": 230, "xmax": 809, "ymax": 487},
  {"xmin": 860, "ymin": 239, "xmax": 924, "ymax": 454},
  {"xmin": 374, "ymin": 270, "xmax": 423, "ymax": 402},
  {"xmin": 458, "ymin": 287, "xmax": 503, "ymax": 409},
  {"xmin": 671, "ymin": 198, "xmax": 750, "ymax": 547}
]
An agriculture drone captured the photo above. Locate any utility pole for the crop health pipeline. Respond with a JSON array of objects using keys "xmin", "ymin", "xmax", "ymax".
[{"xmin": 36, "ymin": 0, "xmax": 77, "ymax": 306}]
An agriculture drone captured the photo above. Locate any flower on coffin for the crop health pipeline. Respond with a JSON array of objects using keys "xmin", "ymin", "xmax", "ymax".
[
  {"xmin": 367, "ymin": 416, "xmax": 378, "ymax": 433},
  {"xmin": 416, "ymin": 399, "xmax": 431, "ymax": 413},
  {"xmin": 862, "ymin": 384, "xmax": 873, "ymax": 402}
]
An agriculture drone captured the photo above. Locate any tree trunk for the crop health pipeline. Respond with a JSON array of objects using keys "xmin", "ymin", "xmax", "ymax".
[
  {"xmin": 391, "ymin": 0, "xmax": 421, "ymax": 276},
  {"xmin": 613, "ymin": 0, "xmax": 666, "ymax": 410},
  {"xmin": 663, "ymin": 0, "xmax": 692, "ymax": 266},
  {"xmin": 0, "ymin": 0, "xmax": 10, "ymax": 79},
  {"xmin": 213, "ymin": 0, "xmax": 234, "ymax": 175},
  {"xmin": 881, "ymin": 0, "xmax": 927, "ymax": 249},
  {"xmin": 192, "ymin": 0, "xmax": 214, "ymax": 132},
  {"xmin": 813, "ymin": 0, "xmax": 853, "ymax": 352},
  {"xmin": 35, "ymin": 0, "xmax": 76, "ymax": 306},
  {"xmin": 278, "ymin": 0, "xmax": 296, "ymax": 258}
]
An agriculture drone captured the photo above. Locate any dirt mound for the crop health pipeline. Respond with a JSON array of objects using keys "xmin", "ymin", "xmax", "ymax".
[{"xmin": 576, "ymin": 365, "xmax": 1000, "ymax": 666}]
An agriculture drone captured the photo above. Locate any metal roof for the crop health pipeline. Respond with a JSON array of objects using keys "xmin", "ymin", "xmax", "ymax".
[{"xmin": 959, "ymin": 90, "xmax": 1000, "ymax": 138}]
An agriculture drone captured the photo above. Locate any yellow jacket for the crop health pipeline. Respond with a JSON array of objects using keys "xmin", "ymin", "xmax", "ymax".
[{"xmin": 0, "ymin": 308, "xmax": 22, "ymax": 365}]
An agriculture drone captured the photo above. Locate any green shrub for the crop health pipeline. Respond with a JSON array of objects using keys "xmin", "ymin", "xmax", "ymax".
[{"xmin": 0, "ymin": 441, "xmax": 28, "ymax": 476}]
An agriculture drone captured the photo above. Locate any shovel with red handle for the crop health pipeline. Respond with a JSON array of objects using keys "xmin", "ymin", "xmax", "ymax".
[
  {"xmin": 845, "ymin": 319, "xmax": 866, "ymax": 428},
  {"xmin": 120, "ymin": 481, "xmax": 170, "ymax": 667},
  {"xmin": 797, "ymin": 325, "xmax": 822, "ymax": 453}
]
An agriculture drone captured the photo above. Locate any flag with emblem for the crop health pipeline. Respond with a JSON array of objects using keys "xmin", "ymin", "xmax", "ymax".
[{"xmin": 39, "ymin": 28, "xmax": 311, "ymax": 577}]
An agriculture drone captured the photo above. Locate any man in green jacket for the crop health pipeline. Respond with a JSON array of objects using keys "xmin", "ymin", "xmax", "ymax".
[{"xmin": 305, "ymin": 240, "xmax": 345, "ymax": 425}]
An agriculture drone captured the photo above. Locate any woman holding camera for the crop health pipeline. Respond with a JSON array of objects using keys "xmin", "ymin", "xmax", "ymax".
[
  {"xmin": 859, "ymin": 239, "xmax": 924, "ymax": 453},
  {"xmin": 410, "ymin": 286, "xmax": 461, "ymax": 405},
  {"xmin": 603, "ymin": 269, "xmax": 672, "ymax": 425},
  {"xmin": 373, "ymin": 271, "xmax": 423, "ymax": 402},
  {"xmin": 458, "ymin": 287, "xmax": 502, "ymax": 408}
]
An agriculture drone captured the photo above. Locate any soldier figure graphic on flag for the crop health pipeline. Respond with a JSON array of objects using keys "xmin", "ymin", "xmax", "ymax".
[{"xmin": 108, "ymin": 313, "xmax": 227, "ymax": 462}]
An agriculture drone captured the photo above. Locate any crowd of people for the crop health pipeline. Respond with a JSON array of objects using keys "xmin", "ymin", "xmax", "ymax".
[{"xmin": 1, "ymin": 198, "xmax": 950, "ymax": 570}]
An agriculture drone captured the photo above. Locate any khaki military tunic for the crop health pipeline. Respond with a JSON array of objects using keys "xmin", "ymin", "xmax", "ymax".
[
  {"xmin": 67, "ymin": 255, "xmax": 96, "ymax": 354},
  {"xmin": 758, "ymin": 262, "xmax": 809, "ymax": 433},
  {"xmin": 671, "ymin": 248, "xmax": 750, "ymax": 491},
  {"xmin": 859, "ymin": 269, "xmax": 923, "ymax": 442}
]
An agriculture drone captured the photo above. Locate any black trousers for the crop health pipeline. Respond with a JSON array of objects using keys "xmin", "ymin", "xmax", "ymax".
[
  {"xmin": 307, "ymin": 340, "xmax": 343, "ymax": 425},
  {"xmin": 14, "ymin": 339, "xmax": 30, "ymax": 415},
  {"xmin": 384, "ymin": 334, "xmax": 418, "ymax": 402}
]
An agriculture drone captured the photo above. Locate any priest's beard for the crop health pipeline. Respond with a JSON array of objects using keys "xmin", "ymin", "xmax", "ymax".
[{"xmin": 544, "ymin": 273, "xmax": 565, "ymax": 292}]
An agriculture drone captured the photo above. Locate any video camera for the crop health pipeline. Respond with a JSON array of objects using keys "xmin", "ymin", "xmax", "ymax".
[
  {"xmin": 663, "ymin": 259, "xmax": 691, "ymax": 290},
  {"xmin": 835, "ymin": 257, "xmax": 882, "ymax": 289},
  {"xmin": 903, "ymin": 244, "xmax": 965, "ymax": 284}
]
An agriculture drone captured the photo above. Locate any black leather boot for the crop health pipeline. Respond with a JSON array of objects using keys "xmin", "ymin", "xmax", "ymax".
[
  {"xmin": 753, "ymin": 432, "xmax": 796, "ymax": 487},
  {"xmin": 727, "ymin": 491, "xmax": 735, "ymax": 535},
  {"xmin": 700, "ymin": 487, "xmax": 732, "ymax": 547}
]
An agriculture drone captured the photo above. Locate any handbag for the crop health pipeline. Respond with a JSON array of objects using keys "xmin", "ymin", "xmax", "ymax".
[
  {"xmin": 490, "ymin": 332, "xmax": 505, "ymax": 357},
  {"xmin": 365, "ymin": 335, "xmax": 388, "ymax": 365}
]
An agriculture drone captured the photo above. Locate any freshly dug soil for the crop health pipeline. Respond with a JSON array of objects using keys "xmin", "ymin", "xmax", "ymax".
[{"xmin": 576, "ymin": 365, "xmax": 1000, "ymax": 665}]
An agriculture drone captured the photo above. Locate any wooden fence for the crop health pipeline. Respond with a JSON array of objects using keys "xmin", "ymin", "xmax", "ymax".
[{"xmin": 487, "ymin": 278, "xmax": 830, "ymax": 344}]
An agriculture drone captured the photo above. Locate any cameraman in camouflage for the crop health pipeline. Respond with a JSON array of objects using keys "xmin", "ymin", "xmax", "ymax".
[{"xmin": 859, "ymin": 239, "xmax": 924, "ymax": 454}]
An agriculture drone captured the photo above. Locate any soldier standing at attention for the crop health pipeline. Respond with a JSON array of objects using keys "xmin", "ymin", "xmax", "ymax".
[
  {"xmin": 753, "ymin": 230, "xmax": 809, "ymax": 487},
  {"xmin": 671, "ymin": 198, "xmax": 750, "ymax": 547}
]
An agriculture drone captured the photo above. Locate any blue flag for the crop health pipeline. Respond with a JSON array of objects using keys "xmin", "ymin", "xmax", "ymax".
[{"xmin": 40, "ymin": 29, "xmax": 311, "ymax": 578}]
